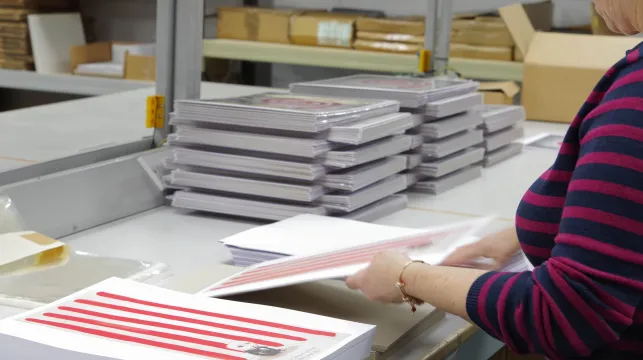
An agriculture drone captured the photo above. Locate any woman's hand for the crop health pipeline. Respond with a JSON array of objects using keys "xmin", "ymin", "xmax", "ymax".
[
  {"xmin": 440, "ymin": 227, "xmax": 521, "ymax": 270},
  {"xmin": 345, "ymin": 251, "xmax": 410, "ymax": 303}
]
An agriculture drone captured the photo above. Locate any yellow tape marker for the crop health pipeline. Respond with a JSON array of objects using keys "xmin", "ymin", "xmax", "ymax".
[
  {"xmin": 417, "ymin": 49, "xmax": 431, "ymax": 73},
  {"xmin": 146, "ymin": 95, "xmax": 166, "ymax": 129}
]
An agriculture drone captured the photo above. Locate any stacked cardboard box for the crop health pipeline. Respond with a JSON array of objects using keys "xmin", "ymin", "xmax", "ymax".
[
  {"xmin": 0, "ymin": 0, "xmax": 76, "ymax": 70},
  {"xmin": 354, "ymin": 16, "xmax": 424, "ymax": 54},
  {"xmin": 450, "ymin": 15, "xmax": 515, "ymax": 61}
]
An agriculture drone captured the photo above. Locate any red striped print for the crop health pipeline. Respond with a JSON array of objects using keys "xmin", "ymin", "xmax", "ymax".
[
  {"xmin": 610, "ymin": 68, "xmax": 643, "ymax": 92},
  {"xmin": 522, "ymin": 190, "xmax": 565, "ymax": 208},
  {"xmin": 558, "ymin": 142, "xmax": 578, "ymax": 155},
  {"xmin": 214, "ymin": 229, "xmax": 464, "ymax": 290},
  {"xmin": 606, "ymin": 66, "xmax": 616, "ymax": 78},
  {"xmin": 75, "ymin": 299, "xmax": 308, "ymax": 341},
  {"xmin": 516, "ymin": 216, "xmax": 559, "ymax": 235},
  {"xmin": 476, "ymin": 273, "xmax": 503, "ymax": 339},
  {"xmin": 25, "ymin": 318, "xmax": 245, "ymax": 360},
  {"xmin": 57, "ymin": 306, "xmax": 284, "ymax": 347},
  {"xmin": 577, "ymin": 151, "xmax": 643, "ymax": 173},
  {"xmin": 551, "ymin": 258, "xmax": 634, "ymax": 325},
  {"xmin": 43, "ymin": 312, "xmax": 251, "ymax": 351},
  {"xmin": 540, "ymin": 169, "xmax": 573, "ymax": 182},
  {"xmin": 581, "ymin": 124, "xmax": 643, "ymax": 145},
  {"xmin": 534, "ymin": 272, "xmax": 590, "ymax": 357},
  {"xmin": 236, "ymin": 229, "xmax": 454, "ymax": 277},
  {"xmin": 497, "ymin": 274, "xmax": 520, "ymax": 352},
  {"xmin": 586, "ymin": 91, "xmax": 606, "ymax": 104},
  {"xmin": 519, "ymin": 243, "xmax": 552, "ymax": 259},
  {"xmin": 514, "ymin": 302, "xmax": 534, "ymax": 352},
  {"xmin": 545, "ymin": 262, "xmax": 618, "ymax": 343},
  {"xmin": 542, "ymin": 298, "xmax": 558, "ymax": 356},
  {"xmin": 557, "ymin": 257, "xmax": 643, "ymax": 291},
  {"xmin": 532, "ymin": 286, "xmax": 560, "ymax": 360},
  {"xmin": 96, "ymin": 292, "xmax": 334, "ymax": 338},
  {"xmin": 627, "ymin": 48, "xmax": 640, "ymax": 63},
  {"xmin": 562, "ymin": 206, "xmax": 643, "ymax": 236},
  {"xmin": 584, "ymin": 97, "xmax": 643, "ymax": 122},
  {"xmin": 568, "ymin": 179, "xmax": 643, "ymax": 206},
  {"xmin": 556, "ymin": 233, "xmax": 643, "ymax": 265}
]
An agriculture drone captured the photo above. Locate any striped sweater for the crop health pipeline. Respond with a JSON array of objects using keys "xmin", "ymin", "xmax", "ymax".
[{"xmin": 466, "ymin": 44, "xmax": 643, "ymax": 359}]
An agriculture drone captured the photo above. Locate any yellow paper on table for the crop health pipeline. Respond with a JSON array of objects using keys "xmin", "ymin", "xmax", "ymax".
[{"xmin": 0, "ymin": 231, "xmax": 70, "ymax": 274}]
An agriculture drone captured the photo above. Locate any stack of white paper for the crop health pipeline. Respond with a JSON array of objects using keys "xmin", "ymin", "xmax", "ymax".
[
  {"xmin": 0, "ymin": 278, "xmax": 376, "ymax": 360},
  {"xmin": 413, "ymin": 166, "xmax": 483, "ymax": 195},
  {"xmin": 290, "ymin": 74, "xmax": 484, "ymax": 195},
  {"xmin": 417, "ymin": 148, "xmax": 485, "ymax": 179},
  {"xmin": 475, "ymin": 105, "xmax": 526, "ymax": 166},
  {"xmin": 290, "ymin": 74, "xmax": 479, "ymax": 108},
  {"xmin": 166, "ymin": 93, "xmax": 416, "ymax": 222},
  {"xmin": 173, "ymin": 92, "xmax": 399, "ymax": 133},
  {"xmin": 410, "ymin": 92, "xmax": 485, "ymax": 119},
  {"xmin": 221, "ymin": 213, "xmax": 432, "ymax": 267},
  {"xmin": 206, "ymin": 216, "xmax": 492, "ymax": 295}
]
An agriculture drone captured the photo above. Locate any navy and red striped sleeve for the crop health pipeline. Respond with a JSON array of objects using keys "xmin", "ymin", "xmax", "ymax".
[{"xmin": 465, "ymin": 70, "xmax": 643, "ymax": 358}]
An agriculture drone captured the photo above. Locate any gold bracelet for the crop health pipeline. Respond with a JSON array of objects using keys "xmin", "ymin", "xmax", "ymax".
[{"xmin": 396, "ymin": 260, "xmax": 425, "ymax": 313}]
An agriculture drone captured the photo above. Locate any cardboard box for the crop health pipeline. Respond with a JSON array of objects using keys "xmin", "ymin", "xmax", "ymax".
[
  {"xmin": 217, "ymin": 7, "xmax": 295, "ymax": 44},
  {"xmin": 354, "ymin": 39, "xmax": 420, "ymax": 54},
  {"xmin": 478, "ymin": 82, "xmax": 520, "ymax": 105},
  {"xmin": 500, "ymin": 4, "xmax": 641, "ymax": 123},
  {"xmin": 451, "ymin": 27, "xmax": 514, "ymax": 47},
  {"xmin": 70, "ymin": 42, "xmax": 155, "ymax": 81},
  {"xmin": 290, "ymin": 12, "xmax": 357, "ymax": 48},
  {"xmin": 450, "ymin": 43, "xmax": 513, "ymax": 61},
  {"xmin": 356, "ymin": 31, "xmax": 423, "ymax": 44},
  {"xmin": 356, "ymin": 16, "xmax": 424, "ymax": 36}
]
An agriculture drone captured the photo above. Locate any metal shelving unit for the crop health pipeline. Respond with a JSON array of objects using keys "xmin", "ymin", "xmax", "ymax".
[
  {"xmin": 0, "ymin": 69, "xmax": 152, "ymax": 96},
  {"xmin": 202, "ymin": 39, "xmax": 524, "ymax": 81}
]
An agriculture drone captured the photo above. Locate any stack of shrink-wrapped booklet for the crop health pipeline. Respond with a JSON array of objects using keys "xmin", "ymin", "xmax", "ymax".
[
  {"xmin": 164, "ymin": 92, "xmax": 422, "ymax": 221},
  {"xmin": 290, "ymin": 74, "xmax": 485, "ymax": 195},
  {"xmin": 474, "ymin": 104, "xmax": 526, "ymax": 166}
]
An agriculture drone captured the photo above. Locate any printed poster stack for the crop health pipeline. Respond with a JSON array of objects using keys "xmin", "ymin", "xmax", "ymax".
[
  {"xmin": 290, "ymin": 74, "xmax": 485, "ymax": 195},
  {"xmin": 475, "ymin": 105, "xmax": 526, "ymax": 166},
  {"xmin": 0, "ymin": 277, "xmax": 376, "ymax": 360},
  {"xmin": 164, "ymin": 92, "xmax": 421, "ymax": 222}
]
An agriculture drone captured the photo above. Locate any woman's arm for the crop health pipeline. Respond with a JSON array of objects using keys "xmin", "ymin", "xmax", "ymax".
[{"xmin": 406, "ymin": 108, "xmax": 643, "ymax": 358}]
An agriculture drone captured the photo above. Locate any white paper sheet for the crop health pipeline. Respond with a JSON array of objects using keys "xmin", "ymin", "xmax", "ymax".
[
  {"xmin": 0, "ymin": 278, "xmax": 374, "ymax": 360},
  {"xmin": 27, "ymin": 13, "xmax": 86, "ymax": 74},
  {"xmin": 204, "ymin": 217, "xmax": 493, "ymax": 298}
]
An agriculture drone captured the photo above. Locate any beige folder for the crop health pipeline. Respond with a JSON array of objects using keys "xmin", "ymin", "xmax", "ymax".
[{"xmin": 167, "ymin": 263, "xmax": 445, "ymax": 360}]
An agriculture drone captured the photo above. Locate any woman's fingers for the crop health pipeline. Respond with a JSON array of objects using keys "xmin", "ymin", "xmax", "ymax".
[{"xmin": 440, "ymin": 244, "xmax": 483, "ymax": 266}]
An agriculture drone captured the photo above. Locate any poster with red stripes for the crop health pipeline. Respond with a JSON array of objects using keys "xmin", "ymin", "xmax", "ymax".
[
  {"xmin": 202, "ymin": 218, "xmax": 491, "ymax": 298},
  {"xmin": 0, "ymin": 278, "xmax": 374, "ymax": 360}
]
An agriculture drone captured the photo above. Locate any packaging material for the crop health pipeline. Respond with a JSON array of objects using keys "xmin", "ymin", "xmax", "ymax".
[
  {"xmin": 356, "ymin": 31, "xmax": 423, "ymax": 44},
  {"xmin": 290, "ymin": 12, "xmax": 358, "ymax": 48},
  {"xmin": 356, "ymin": 16, "xmax": 424, "ymax": 35},
  {"xmin": 500, "ymin": 4, "xmax": 641, "ymax": 123},
  {"xmin": 216, "ymin": 7, "xmax": 296, "ymax": 43},
  {"xmin": 478, "ymin": 81, "xmax": 520, "ymax": 105},
  {"xmin": 0, "ymin": 231, "xmax": 70, "ymax": 276},
  {"xmin": 70, "ymin": 41, "xmax": 155, "ymax": 80},
  {"xmin": 590, "ymin": 3, "xmax": 618, "ymax": 36},
  {"xmin": 522, "ymin": 0, "xmax": 553, "ymax": 31},
  {"xmin": 354, "ymin": 39, "xmax": 420, "ymax": 54},
  {"xmin": 451, "ymin": 28, "xmax": 514, "ymax": 47},
  {"xmin": 0, "ymin": 251, "xmax": 170, "ymax": 310},
  {"xmin": 0, "ymin": 196, "xmax": 25, "ymax": 235},
  {"xmin": 450, "ymin": 43, "xmax": 513, "ymax": 61}
]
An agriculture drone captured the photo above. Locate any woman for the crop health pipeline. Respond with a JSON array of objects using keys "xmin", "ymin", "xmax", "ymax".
[{"xmin": 346, "ymin": 1, "xmax": 643, "ymax": 359}]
